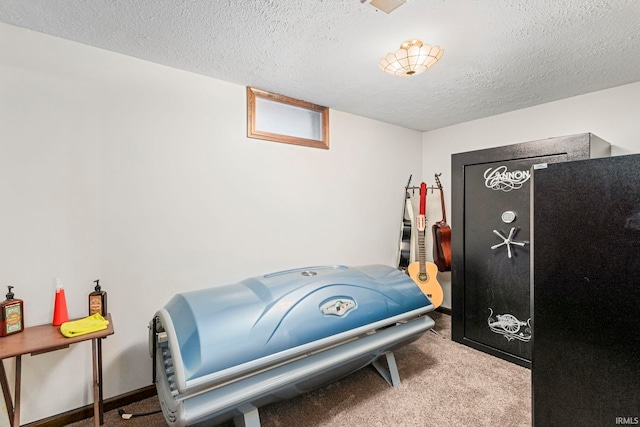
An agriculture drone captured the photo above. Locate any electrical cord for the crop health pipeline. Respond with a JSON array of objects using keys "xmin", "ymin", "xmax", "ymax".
[{"xmin": 118, "ymin": 408, "xmax": 162, "ymax": 420}]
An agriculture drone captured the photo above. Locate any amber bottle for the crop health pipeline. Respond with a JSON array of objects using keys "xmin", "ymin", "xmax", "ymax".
[
  {"xmin": 89, "ymin": 279, "xmax": 107, "ymax": 316},
  {"xmin": 1, "ymin": 285, "xmax": 24, "ymax": 337}
]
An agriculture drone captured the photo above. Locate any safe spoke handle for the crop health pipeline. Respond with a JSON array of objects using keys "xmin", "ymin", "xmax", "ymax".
[{"xmin": 491, "ymin": 227, "xmax": 528, "ymax": 259}]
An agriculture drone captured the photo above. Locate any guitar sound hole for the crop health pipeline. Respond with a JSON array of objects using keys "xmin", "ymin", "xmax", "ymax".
[{"xmin": 419, "ymin": 274, "xmax": 429, "ymax": 282}]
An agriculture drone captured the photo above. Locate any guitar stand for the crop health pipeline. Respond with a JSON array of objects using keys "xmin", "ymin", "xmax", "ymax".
[{"xmin": 406, "ymin": 184, "xmax": 442, "ymax": 193}]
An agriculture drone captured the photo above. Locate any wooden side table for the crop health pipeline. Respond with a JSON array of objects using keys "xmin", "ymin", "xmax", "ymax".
[{"xmin": 0, "ymin": 314, "xmax": 114, "ymax": 427}]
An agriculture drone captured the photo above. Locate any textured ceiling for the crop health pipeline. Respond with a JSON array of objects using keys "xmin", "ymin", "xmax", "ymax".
[{"xmin": 1, "ymin": 0, "xmax": 639, "ymax": 132}]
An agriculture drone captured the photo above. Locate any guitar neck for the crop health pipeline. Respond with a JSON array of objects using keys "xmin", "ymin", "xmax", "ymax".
[
  {"xmin": 418, "ymin": 228, "xmax": 427, "ymax": 276},
  {"xmin": 439, "ymin": 188, "xmax": 447, "ymax": 223},
  {"xmin": 417, "ymin": 183, "xmax": 428, "ymax": 280},
  {"xmin": 435, "ymin": 174, "xmax": 447, "ymax": 223}
]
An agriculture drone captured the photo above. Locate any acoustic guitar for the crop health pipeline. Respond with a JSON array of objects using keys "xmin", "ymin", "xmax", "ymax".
[
  {"xmin": 432, "ymin": 173, "xmax": 452, "ymax": 272},
  {"xmin": 407, "ymin": 182, "xmax": 444, "ymax": 308}
]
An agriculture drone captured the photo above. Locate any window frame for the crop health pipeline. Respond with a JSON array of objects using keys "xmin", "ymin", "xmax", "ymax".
[{"xmin": 246, "ymin": 87, "xmax": 330, "ymax": 150}]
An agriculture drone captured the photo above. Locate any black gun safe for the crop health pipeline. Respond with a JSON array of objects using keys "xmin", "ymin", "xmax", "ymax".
[
  {"xmin": 532, "ymin": 154, "xmax": 640, "ymax": 425},
  {"xmin": 451, "ymin": 133, "xmax": 610, "ymax": 367}
]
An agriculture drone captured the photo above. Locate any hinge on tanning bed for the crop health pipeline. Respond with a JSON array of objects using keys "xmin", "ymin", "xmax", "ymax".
[{"xmin": 150, "ymin": 316, "xmax": 171, "ymax": 388}]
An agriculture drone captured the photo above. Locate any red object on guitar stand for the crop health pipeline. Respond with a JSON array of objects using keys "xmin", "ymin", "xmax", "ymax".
[{"xmin": 419, "ymin": 182, "xmax": 427, "ymax": 216}]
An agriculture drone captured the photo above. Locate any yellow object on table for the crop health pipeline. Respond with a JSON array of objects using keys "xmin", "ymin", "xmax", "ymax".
[{"xmin": 60, "ymin": 313, "xmax": 109, "ymax": 337}]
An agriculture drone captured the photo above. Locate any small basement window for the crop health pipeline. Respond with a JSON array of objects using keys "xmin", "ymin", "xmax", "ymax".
[{"xmin": 246, "ymin": 87, "xmax": 329, "ymax": 149}]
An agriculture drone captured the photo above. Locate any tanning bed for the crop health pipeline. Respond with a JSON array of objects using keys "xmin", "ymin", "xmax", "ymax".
[{"xmin": 150, "ymin": 264, "xmax": 435, "ymax": 426}]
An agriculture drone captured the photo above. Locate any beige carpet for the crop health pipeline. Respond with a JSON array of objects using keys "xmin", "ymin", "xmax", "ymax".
[{"xmin": 68, "ymin": 312, "xmax": 531, "ymax": 426}]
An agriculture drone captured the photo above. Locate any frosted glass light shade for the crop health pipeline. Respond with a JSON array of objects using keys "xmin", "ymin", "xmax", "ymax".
[{"xmin": 379, "ymin": 39, "xmax": 444, "ymax": 77}]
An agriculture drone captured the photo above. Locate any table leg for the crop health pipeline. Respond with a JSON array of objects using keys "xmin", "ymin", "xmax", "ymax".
[
  {"xmin": 13, "ymin": 356, "xmax": 21, "ymax": 427},
  {"xmin": 0, "ymin": 359, "xmax": 15, "ymax": 425},
  {"xmin": 98, "ymin": 338, "xmax": 103, "ymax": 425},
  {"xmin": 91, "ymin": 339, "xmax": 99, "ymax": 427}
]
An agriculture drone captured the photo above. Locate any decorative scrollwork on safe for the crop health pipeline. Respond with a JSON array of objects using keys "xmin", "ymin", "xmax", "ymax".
[{"xmin": 488, "ymin": 308, "xmax": 532, "ymax": 342}]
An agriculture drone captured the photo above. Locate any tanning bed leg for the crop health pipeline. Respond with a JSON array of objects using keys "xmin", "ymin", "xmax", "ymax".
[
  {"xmin": 372, "ymin": 352, "xmax": 400, "ymax": 387},
  {"xmin": 233, "ymin": 403, "xmax": 260, "ymax": 427}
]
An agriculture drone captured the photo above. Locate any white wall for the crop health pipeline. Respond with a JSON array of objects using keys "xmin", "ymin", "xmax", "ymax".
[
  {"xmin": 0, "ymin": 23, "xmax": 423, "ymax": 423},
  {"xmin": 422, "ymin": 81, "xmax": 640, "ymax": 308}
]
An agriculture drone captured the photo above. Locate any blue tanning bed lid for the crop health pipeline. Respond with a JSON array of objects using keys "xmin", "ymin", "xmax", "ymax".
[{"xmin": 157, "ymin": 264, "xmax": 432, "ymax": 391}]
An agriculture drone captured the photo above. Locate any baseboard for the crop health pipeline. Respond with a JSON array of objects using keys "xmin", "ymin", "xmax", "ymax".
[
  {"xmin": 436, "ymin": 306, "xmax": 452, "ymax": 315},
  {"xmin": 23, "ymin": 385, "xmax": 157, "ymax": 427}
]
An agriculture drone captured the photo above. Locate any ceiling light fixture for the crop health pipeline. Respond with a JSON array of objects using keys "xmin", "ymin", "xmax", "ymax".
[
  {"xmin": 379, "ymin": 39, "xmax": 444, "ymax": 77},
  {"xmin": 362, "ymin": 0, "xmax": 407, "ymax": 14}
]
